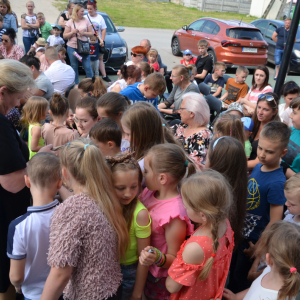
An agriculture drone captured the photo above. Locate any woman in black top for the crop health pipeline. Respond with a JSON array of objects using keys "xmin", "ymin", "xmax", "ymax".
[{"xmin": 58, "ymin": 2, "xmax": 75, "ymax": 40}]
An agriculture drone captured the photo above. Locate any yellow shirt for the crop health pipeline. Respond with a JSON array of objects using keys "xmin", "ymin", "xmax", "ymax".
[{"xmin": 28, "ymin": 123, "xmax": 44, "ymax": 159}]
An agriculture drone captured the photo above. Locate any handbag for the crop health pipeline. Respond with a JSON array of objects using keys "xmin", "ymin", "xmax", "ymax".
[{"xmin": 73, "ymin": 21, "xmax": 90, "ymax": 55}]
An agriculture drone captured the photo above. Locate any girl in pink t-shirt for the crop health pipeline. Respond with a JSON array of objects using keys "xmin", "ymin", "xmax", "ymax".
[
  {"xmin": 166, "ymin": 170, "xmax": 234, "ymax": 300},
  {"xmin": 139, "ymin": 143, "xmax": 196, "ymax": 300}
]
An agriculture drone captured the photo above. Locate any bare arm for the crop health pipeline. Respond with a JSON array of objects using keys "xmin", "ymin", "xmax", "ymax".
[
  {"xmin": 30, "ymin": 125, "xmax": 43, "ymax": 153},
  {"xmin": 239, "ymin": 98, "xmax": 257, "ymax": 109},
  {"xmin": 195, "ymin": 69, "xmax": 208, "ymax": 80},
  {"xmin": 63, "ymin": 26, "xmax": 77, "ymax": 40},
  {"xmin": 212, "ymin": 86, "xmax": 223, "ymax": 98},
  {"xmin": 272, "ymin": 31, "xmax": 278, "ymax": 43},
  {"xmin": 9, "ymin": 259, "xmax": 26, "ymax": 287},
  {"xmin": 219, "ymin": 91, "xmax": 228, "ymax": 101},
  {"xmin": 33, "ymin": 89, "xmax": 46, "ymax": 97},
  {"xmin": 286, "ymin": 168, "xmax": 296, "ymax": 179},
  {"xmin": 0, "ymin": 169, "xmax": 26, "ymax": 193},
  {"xmin": 247, "ymin": 157, "xmax": 259, "ymax": 171},
  {"xmin": 58, "ymin": 16, "xmax": 67, "ymax": 28},
  {"xmin": 247, "ymin": 256, "xmax": 264, "ymax": 282},
  {"xmin": 110, "ymin": 83, "xmax": 122, "ymax": 93},
  {"xmin": 49, "ymin": 29, "xmax": 54, "ymax": 35},
  {"xmin": 101, "ymin": 28, "xmax": 106, "ymax": 40},
  {"xmin": 223, "ymin": 288, "xmax": 249, "ymax": 300}
]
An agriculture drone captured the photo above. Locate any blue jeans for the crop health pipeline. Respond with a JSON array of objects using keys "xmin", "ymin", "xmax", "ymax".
[
  {"xmin": 120, "ymin": 262, "xmax": 138, "ymax": 300},
  {"xmin": 23, "ymin": 36, "xmax": 36, "ymax": 54},
  {"xmin": 67, "ymin": 46, "xmax": 93, "ymax": 84},
  {"xmin": 274, "ymin": 48, "xmax": 284, "ymax": 66}
]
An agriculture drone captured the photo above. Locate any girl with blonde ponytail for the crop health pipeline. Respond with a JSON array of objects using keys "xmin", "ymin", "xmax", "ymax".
[
  {"xmin": 166, "ymin": 170, "xmax": 234, "ymax": 300},
  {"xmin": 41, "ymin": 138, "xmax": 129, "ymax": 300}
]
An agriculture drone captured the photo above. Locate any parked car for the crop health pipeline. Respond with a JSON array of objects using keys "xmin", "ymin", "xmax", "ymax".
[
  {"xmin": 251, "ymin": 19, "xmax": 300, "ymax": 73},
  {"xmin": 171, "ymin": 17, "xmax": 268, "ymax": 69},
  {"xmin": 56, "ymin": 10, "xmax": 128, "ymax": 72}
]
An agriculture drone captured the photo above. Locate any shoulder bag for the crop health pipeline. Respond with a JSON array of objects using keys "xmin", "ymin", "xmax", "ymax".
[{"xmin": 73, "ymin": 21, "xmax": 90, "ymax": 55}]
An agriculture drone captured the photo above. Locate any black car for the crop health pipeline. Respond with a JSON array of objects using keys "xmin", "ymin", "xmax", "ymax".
[
  {"xmin": 56, "ymin": 10, "xmax": 128, "ymax": 72},
  {"xmin": 251, "ymin": 19, "xmax": 300, "ymax": 73}
]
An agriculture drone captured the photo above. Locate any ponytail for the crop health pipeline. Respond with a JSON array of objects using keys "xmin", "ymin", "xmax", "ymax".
[
  {"xmin": 139, "ymin": 61, "xmax": 154, "ymax": 77},
  {"xmin": 50, "ymin": 93, "xmax": 69, "ymax": 116},
  {"xmin": 78, "ymin": 77, "xmax": 107, "ymax": 99}
]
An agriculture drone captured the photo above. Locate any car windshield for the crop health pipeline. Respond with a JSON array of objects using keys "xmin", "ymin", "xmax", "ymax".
[
  {"xmin": 226, "ymin": 28, "xmax": 264, "ymax": 40},
  {"xmin": 81, "ymin": 12, "xmax": 116, "ymax": 33}
]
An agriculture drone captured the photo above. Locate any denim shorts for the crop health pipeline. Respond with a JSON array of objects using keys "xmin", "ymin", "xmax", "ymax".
[
  {"xmin": 120, "ymin": 262, "xmax": 138, "ymax": 300},
  {"xmin": 274, "ymin": 48, "xmax": 284, "ymax": 66}
]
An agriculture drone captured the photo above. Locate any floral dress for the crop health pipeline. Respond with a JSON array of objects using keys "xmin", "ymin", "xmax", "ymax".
[
  {"xmin": 172, "ymin": 123, "xmax": 212, "ymax": 166},
  {"xmin": 0, "ymin": 44, "xmax": 24, "ymax": 60}
]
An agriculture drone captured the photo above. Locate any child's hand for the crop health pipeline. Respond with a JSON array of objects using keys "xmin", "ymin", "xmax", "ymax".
[
  {"xmin": 243, "ymin": 241, "xmax": 255, "ymax": 258},
  {"xmin": 223, "ymin": 288, "xmax": 236, "ymax": 300},
  {"xmin": 139, "ymin": 246, "xmax": 157, "ymax": 266}
]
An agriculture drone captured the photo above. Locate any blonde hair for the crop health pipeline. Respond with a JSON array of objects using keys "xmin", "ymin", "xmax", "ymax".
[
  {"xmin": 143, "ymin": 73, "xmax": 166, "ymax": 95},
  {"xmin": 71, "ymin": 4, "xmax": 84, "ymax": 21},
  {"xmin": 284, "ymin": 173, "xmax": 300, "ymax": 197},
  {"xmin": 214, "ymin": 61, "xmax": 226, "ymax": 71},
  {"xmin": 138, "ymin": 62, "xmax": 154, "ymax": 77},
  {"xmin": 0, "ymin": 60, "xmax": 35, "ymax": 93},
  {"xmin": 181, "ymin": 170, "xmax": 232, "ymax": 280},
  {"xmin": 147, "ymin": 48, "xmax": 158, "ymax": 61},
  {"xmin": 0, "ymin": 0, "xmax": 12, "ymax": 14},
  {"xmin": 21, "ymin": 96, "xmax": 48, "ymax": 126},
  {"xmin": 236, "ymin": 66, "xmax": 249, "ymax": 75},
  {"xmin": 36, "ymin": 12, "xmax": 44, "ymax": 19},
  {"xmin": 60, "ymin": 138, "xmax": 129, "ymax": 257},
  {"xmin": 26, "ymin": 1, "xmax": 35, "ymax": 6},
  {"xmin": 255, "ymin": 221, "xmax": 300, "ymax": 300},
  {"xmin": 173, "ymin": 65, "xmax": 190, "ymax": 82}
]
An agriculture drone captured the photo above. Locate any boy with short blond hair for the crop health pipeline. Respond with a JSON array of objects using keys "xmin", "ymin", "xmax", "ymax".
[
  {"xmin": 204, "ymin": 61, "xmax": 226, "ymax": 98},
  {"xmin": 220, "ymin": 66, "xmax": 249, "ymax": 106},
  {"xmin": 37, "ymin": 12, "xmax": 54, "ymax": 41},
  {"xmin": 194, "ymin": 39, "xmax": 213, "ymax": 84}
]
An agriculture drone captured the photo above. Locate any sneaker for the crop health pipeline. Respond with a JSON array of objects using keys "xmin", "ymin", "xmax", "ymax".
[{"xmin": 102, "ymin": 76, "xmax": 111, "ymax": 82}]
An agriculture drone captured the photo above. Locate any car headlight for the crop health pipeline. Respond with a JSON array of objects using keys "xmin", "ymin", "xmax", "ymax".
[
  {"xmin": 112, "ymin": 47, "xmax": 126, "ymax": 55},
  {"xmin": 294, "ymin": 49, "xmax": 300, "ymax": 57}
]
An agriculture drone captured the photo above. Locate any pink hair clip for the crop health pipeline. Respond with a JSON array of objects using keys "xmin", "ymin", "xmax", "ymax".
[{"xmin": 290, "ymin": 267, "xmax": 297, "ymax": 274}]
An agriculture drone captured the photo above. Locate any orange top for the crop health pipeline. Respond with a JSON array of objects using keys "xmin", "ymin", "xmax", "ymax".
[{"xmin": 168, "ymin": 219, "xmax": 234, "ymax": 300}]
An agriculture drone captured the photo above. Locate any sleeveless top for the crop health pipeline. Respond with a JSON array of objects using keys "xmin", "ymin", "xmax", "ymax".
[
  {"xmin": 28, "ymin": 123, "xmax": 44, "ymax": 159},
  {"xmin": 22, "ymin": 14, "xmax": 38, "ymax": 38},
  {"xmin": 107, "ymin": 79, "xmax": 127, "ymax": 92},
  {"xmin": 60, "ymin": 13, "xmax": 69, "ymax": 39},
  {"xmin": 120, "ymin": 200, "xmax": 151, "ymax": 265}
]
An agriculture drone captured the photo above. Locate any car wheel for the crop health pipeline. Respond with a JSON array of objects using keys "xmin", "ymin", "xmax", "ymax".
[
  {"xmin": 172, "ymin": 37, "xmax": 182, "ymax": 56},
  {"xmin": 208, "ymin": 50, "xmax": 216, "ymax": 65}
]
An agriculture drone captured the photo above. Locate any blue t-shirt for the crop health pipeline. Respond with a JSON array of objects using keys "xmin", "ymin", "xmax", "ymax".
[
  {"xmin": 275, "ymin": 26, "xmax": 290, "ymax": 49},
  {"xmin": 120, "ymin": 82, "xmax": 158, "ymax": 107},
  {"xmin": 90, "ymin": 42, "xmax": 99, "ymax": 61},
  {"xmin": 243, "ymin": 163, "xmax": 286, "ymax": 241},
  {"xmin": 204, "ymin": 74, "xmax": 226, "ymax": 98},
  {"xmin": 282, "ymin": 127, "xmax": 300, "ymax": 173}
]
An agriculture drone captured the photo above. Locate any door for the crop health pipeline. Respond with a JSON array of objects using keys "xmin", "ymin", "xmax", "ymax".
[
  {"xmin": 254, "ymin": 20, "xmax": 268, "ymax": 36},
  {"xmin": 184, "ymin": 19, "xmax": 206, "ymax": 54},
  {"xmin": 265, "ymin": 23, "xmax": 277, "ymax": 63}
]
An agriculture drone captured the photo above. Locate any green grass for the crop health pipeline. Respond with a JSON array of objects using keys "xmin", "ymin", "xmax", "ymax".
[{"xmin": 54, "ymin": 0, "xmax": 258, "ymax": 29}]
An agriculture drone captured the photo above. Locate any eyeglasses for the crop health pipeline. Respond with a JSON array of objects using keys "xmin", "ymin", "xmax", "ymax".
[
  {"xmin": 131, "ymin": 52, "xmax": 142, "ymax": 57},
  {"xmin": 258, "ymin": 94, "xmax": 277, "ymax": 107},
  {"xmin": 179, "ymin": 107, "xmax": 187, "ymax": 110},
  {"xmin": 170, "ymin": 74, "xmax": 178, "ymax": 78},
  {"xmin": 2, "ymin": 39, "xmax": 9, "ymax": 43},
  {"xmin": 73, "ymin": 116, "xmax": 88, "ymax": 125},
  {"xmin": 221, "ymin": 70, "xmax": 226, "ymax": 73}
]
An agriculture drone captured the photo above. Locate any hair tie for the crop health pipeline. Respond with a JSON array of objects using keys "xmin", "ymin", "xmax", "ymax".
[
  {"xmin": 162, "ymin": 123, "xmax": 165, "ymax": 127},
  {"xmin": 67, "ymin": 142, "xmax": 70, "ymax": 146},
  {"xmin": 211, "ymin": 253, "xmax": 216, "ymax": 258},
  {"xmin": 290, "ymin": 267, "xmax": 297, "ymax": 274},
  {"xmin": 188, "ymin": 69, "xmax": 192, "ymax": 77},
  {"xmin": 213, "ymin": 137, "xmax": 225, "ymax": 150},
  {"xmin": 92, "ymin": 76, "xmax": 96, "ymax": 83},
  {"xmin": 185, "ymin": 160, "xmax": 189, "ymax": 167},
  {"xmin": 84, "ymin": 144, "xmax": 90, "ymax": 150}
]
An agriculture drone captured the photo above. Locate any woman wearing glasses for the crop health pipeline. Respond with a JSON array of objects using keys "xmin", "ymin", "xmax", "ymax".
[
  {"xmin": 0, "ymin": 28, "xmax": 24, "ymax": 60},
  {"xmin": 248, "ymin": 92, "xmax": 280, "ymax": 170},
  {"xmin": 125, "ymin": 46, "xmax": 147, "ymax": 66}
]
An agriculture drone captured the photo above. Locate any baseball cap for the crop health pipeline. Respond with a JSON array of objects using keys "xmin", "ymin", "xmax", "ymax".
[
  {"xmin": 226, "ymin": 102, "xmax": 244, "ymax": 117},
  {"xmin": 53, "ymin": 24, "xmax": 62, "ymax": 31},
  {"xmin": 36, "ymin": 47, "xmax": 46, "ymax": 52},
  {"xmin": 241, "ymin": 117, "xmax": 254, "ymax": 131},
  {"xmin": 183, "ymin": 49, "xmax": 192, "ymax": 55}
]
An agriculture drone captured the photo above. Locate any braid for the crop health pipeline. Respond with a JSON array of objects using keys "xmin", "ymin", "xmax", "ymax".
[{"xmin": 211, "ymin": 215, "xmax": 221, "ymax": 253}]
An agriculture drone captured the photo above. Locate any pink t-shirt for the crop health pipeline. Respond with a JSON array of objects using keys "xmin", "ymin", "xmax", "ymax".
[
  {"xmin": 247, "ymin": 85, "xmax": 273, "ymax": 103},
  {"xmin": 65, "ymin": 18, "xmax": 91, "ymax": 49},
  {"xmin": 140, "ymin": 188, "xmax": 194, "ymax": 278}
]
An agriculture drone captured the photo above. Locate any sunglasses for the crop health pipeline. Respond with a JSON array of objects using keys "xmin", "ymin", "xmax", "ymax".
[
  {"xmin": 185, "ymin": 54, "xmax": 191, "ymax": 56},
  {"xmin": 131, "ymin": 52, "xmax": 142, "ymax": 57},
  {"xmin": 2, "ymin": 39, "xmax": 9, "ymax": 43},
  {"xmin": 258, "ymin": 94, "xmax": 277, "ymax": 107}
]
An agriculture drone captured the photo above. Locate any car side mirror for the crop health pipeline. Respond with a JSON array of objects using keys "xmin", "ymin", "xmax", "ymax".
[
  {"xmin": 117, "ymin": 27, "xmax": 125, "ymax": 32},
  {"xmin": 182, "ymin": 25, "xmax": 187, "ymax": 31}
]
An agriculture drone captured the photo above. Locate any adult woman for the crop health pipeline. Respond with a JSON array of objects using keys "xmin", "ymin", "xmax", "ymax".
[
  {"xmin": 239, "ymin": 65, "xmax": 273, "ymax": 116},
  {"xmin": 78, "ymin": 76, "xmax": 107, "ymax": 99},
  {"xmin": 58, "ymin": 2, "xmax": 75, "ymax": 40},
  {"xmin": 85, "ymin": 0, "xmax": 111, "ymax": 82},
  {"xmin": 20, "ymin": 52, "xmax": 54, "ymax": 100},
  {"xmin": 0, "ymin": 29, "xmax": 24, "ymax": 60},
  {"xmin": 75, "ymin": 96, "xmax": 99, "ymax": 137},
  {"xmin": 108, "ymin": 65, "xmax": 142, "ymax": 93},
  {"xmin": 126, "ymin": 46, "xmax": 147, "ymax": 66},
  {"xmin": 21, "ymin": 1, "xmax": 39, "ymax": 54},
  {"xmin": 172, "ymin": 92, "xmax": 212, "ymax": 167},
  {"xmin": 0, "ymin": 60, "xmax": 52, "ymax": 300},
  {"xmin": 158, "ymin": 65, "xmax": 200, "ymax": 115},
  {"xmin": 64, "ymin": 4, "xmax": 94, "ymax": 86},
  {"xmin": 248, "ymin": 92, "xmax": 280, "ymax": 170},
  {"xmin": 0, "ymin": 0, "xmax": 17, "ymax": 32}
]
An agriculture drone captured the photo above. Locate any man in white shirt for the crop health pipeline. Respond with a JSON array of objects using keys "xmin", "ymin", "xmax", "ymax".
[{"xmin": 44, "ymin": 46, "xmax": 75, "ymax": 94}]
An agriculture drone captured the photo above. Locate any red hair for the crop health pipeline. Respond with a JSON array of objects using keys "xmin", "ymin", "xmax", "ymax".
[
  {"xmin": 131, "ymin": 46, "xmax": 147, "ymax": 56},
  {"xmin": 87, "ymin": 0, "xmax": 97, "ymax": 9}
]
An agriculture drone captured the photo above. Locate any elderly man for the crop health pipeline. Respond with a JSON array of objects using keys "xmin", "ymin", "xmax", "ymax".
[
  {"xmin": 140, "ymin": 39, "xmax": 166, "ymax": 75},
  {"xmin": 44, "ymin": 46, "xmax": 75, "ymax": 94}
]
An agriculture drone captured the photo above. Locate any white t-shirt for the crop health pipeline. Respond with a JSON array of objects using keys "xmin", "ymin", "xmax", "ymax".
[
  {"xmin": 281, "ymin": 106, "xmax": 293, "ymax": 127},
  {"xmin": 47, "ymin": 35, "xmax": 65, "ymax": 47},
  {"xmin": 84, "ymin": 14, "xmax": 106, "ymax": 39},
  {"xmin": 284, "ymin": 210, "xmax": 300, "ymax": 225},
  {"xmin": 121, "ymin": 138, "xmax": 130, "ymax": 152},
  {"xmin": 22, "ymin": 14, "xmax": 38, "ymax": 38},
  {"xmin": 107, "ymin": 79, "xmax": 127, "ymax": 93}
]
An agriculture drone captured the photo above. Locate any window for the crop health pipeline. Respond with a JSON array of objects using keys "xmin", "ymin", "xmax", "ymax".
[
  {"xmin": 212, "ymin": 24, "xmax": 220, "ymax": 35},
  {"xmin": 202, "ymin": 21, "xmax": 217, "ymax": 34},
  {"xmin": 226, "ymin": 28, "xmax": 264, "ymax": 40},
  {"xmin": 101, "ymin": 15, "xmax": 116, "ymax": 33},
  {"xmin": 188, "ymin": 19, "xmax": 206, "ymax": 32},
  {"xmin": 255, "ymin": 21, "xmax": 268, "ymax": 35},
  {"xmin": 266, "ymin": 24, "xmax": 277, "ymax": 39}
]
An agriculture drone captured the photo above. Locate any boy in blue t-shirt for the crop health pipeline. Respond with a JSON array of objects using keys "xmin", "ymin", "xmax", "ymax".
[
  {"xmin": 228, "ymin": 121, "xmax": 290, "ymax": 293},
  {"xmin": 120, "ymin": 73, "xmax": 166, "ymax": 109},
  {"xmin": 7, "ymin": 153, "xmax": 62, "ymax": 300},
  {"xmin": 203, "ymin": 61, "xmax": 226, "ymax": 98}
]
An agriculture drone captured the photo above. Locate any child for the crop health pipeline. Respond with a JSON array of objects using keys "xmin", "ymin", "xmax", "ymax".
[
  {"xmin": 58, "ymin": 46, "xmax": 67, "ymax": 63},
  {"xmin": 21, "ymin": 96, "xmax": 48, "ymax": 159},
  {"xmin": 89, "ymin": 35, "xmax": 100, "ymax": 77},
  {"xmin": 204, "ymin": 61, "xmax": 226, "ymax": 98},
  {"xmin": 228, "ymin": 121, "xmax": 290, "ymax": 293},
  {"xmin": 120, "ymin": 73, "xmax": 166, "ymax": 108},
  {"xmin": 106, "ymin": 153, "xmax": 151, "ymax": 300},
  {"xmin": 66, "ymin": 108, "xmax": 76, "ymax": 130},
  {"xmin": 147, "ymin": 48, "xmax": 159, "ymax": 72},
  {"xmin": 224, "ymin": 221, "xmax": 300, "ymax": 300},
  {"xmin": 194, "ymin": 39, "xmax": 213, "ymax": 84},
  {"xmin": 165, "ymin": 170, "xmax": 234, "ymax": 300},
  {"xmin": 187, "ymin": 64, "xmax": 197, "ymax": 86},
  {"xmin": 35, "ymin": 46, "xmax": 46, "ymax": 58},
  {"xmin": 42, "ymin": 93, "xmax": 79, "ymax": 151},
  {"xmin": 138, "ymin": 61, "xmax": 154, "ymax": 82},
  {"xmin": 29, "ymin": 37, "xmax": 46, "ymax": 53},
  {"xmin": 36, "ymin": 12, "xmax": 54, "ymax": 41},
  {"xmin": 241, "ymin": 117, "xmax": 254, "ymax": 159},
  {"xmin": 0, "ymin": 15, "xmax": 6, "ymax": 43},
  {"xmin": 90, "ymin": 118, "xmax": 122, "ymax": 156},
  {"xmin": 180, "ymin": 49, "xmax": 197, "ymax": 66},
  {"xmin": 138, "ymin": 143, "xmax": 195, "ymax": 300},
  {"xmin": 220, "ymin": 66, "xmax": 249, "ymax": 106},
  {"xmin": 7, "ymin": 153, "xmax": 62, "ymax": 300},
  {"xmin": 46, "ymin": 25, "xmax": 64, "ymax": 47}
]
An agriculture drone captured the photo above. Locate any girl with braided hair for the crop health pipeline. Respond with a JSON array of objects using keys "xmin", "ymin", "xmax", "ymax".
[
  {"xmin": 106, "ymin": 152, "xmax": 151, "ymax": 300},
  {"xmin": 166, "ymin": 170, "xmax": 234, "ymax": 300}
]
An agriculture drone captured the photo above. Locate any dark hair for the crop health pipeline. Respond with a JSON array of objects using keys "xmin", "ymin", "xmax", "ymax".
[
  {"xmin": 252, "ymin": 65, "xmax": 270, "ymax": 91},
  {"xmin": 120, "ymin": 65, "xmax": 142, "ymax": 81},
  {"xmin": 87, "ymin": 0, "xmax": 97, "ymax": 9},
  {"xmin": 3, "ymin": 28, "xmax": 16, "ymax": 41},
  {"xmin": 20, "ymin": 51, "xmax": 41, "ymax": 70},
  {"xmin": 290, "ymin": 96, "xmax": 300, "ymax": 110},
  {"xmin": 67, "ymin": 2, "xmax": 74, "ymax": 9},
  {"xmin": 78, "ymin": 77, "xmax": 107, "ymax": 99},
  {"xmin": 260, "ymin": 121, "xmax": 291, "ymax": 150},
  {"xmin": 76, "ymin": 96, "xmax": 98, "ymax": 119},
  {"xmin": 49, "ymin": 93, "xmax": 69, "ymax": 117},
  {"xmin": 90, "ymin": 118, "xmax": 122, "ymax": 147},
  {"xmin": 280, "ymin": 81, "xmax": 300, "ymax": 97}
]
